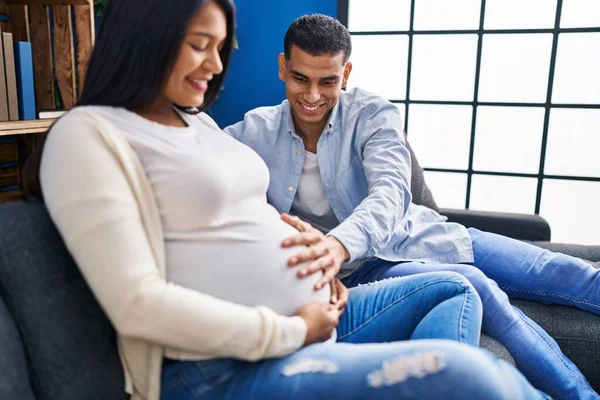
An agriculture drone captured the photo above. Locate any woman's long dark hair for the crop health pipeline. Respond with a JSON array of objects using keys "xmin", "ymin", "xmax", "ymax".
[{"xmin": 23, "ymin": 0, "xmax": 236, "ymax": 198}]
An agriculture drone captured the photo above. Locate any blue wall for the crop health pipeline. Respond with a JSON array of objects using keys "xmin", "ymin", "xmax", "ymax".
[{"xmin": 210, "ymin": 0, "xmax": 337, "ymax": 128}]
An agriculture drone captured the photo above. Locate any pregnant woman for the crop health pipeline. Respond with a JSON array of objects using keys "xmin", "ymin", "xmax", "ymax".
[{"xmin": 26, "ymin": 0, "xmax": 549, "ymax": 399}]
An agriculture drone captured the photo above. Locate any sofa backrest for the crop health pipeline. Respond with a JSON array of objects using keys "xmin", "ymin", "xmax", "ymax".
[
  {"xmin": 405, "ymin": 135, "xmax": 439, "ymax": 211},
  {"xmin": 0, "ymin": 201, "xmax": 127, "ymax": 400}
]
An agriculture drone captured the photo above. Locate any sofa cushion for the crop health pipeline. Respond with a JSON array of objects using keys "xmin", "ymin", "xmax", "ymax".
[
  {"xmin": 0, "ymin": 201, "xmax": 127, "ymax": 400},
  {"xmin": 405, "ymin": 135, "xmax": 439, "ymax": 211},
  {"xmin": 479, "ymin": 334, "xmax": 515, "ymax": 365},
  {"xmin": 0, "ymin": 294, "xmax": 36, "ymax": 400}
]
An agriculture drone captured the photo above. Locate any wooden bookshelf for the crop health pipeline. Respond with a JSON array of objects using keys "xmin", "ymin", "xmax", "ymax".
[
  {"xmin": 0, "ymin": 0, "xmax": 94, "ymax": 203},
  {"xmin": 0, "ymin": 119, "xmax": 55, "ymax": 136}
]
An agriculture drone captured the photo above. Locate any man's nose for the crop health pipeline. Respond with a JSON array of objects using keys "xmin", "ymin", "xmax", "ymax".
[{"xmin": 304, "ymin": 86, "xmax": 320, "ymax": 104}]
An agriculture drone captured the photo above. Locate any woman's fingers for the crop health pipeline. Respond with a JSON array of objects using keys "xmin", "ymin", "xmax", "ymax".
[
  {"xmin": 314, "ymin": 266, "xmax": 338, "ymax": 290},
  {"xmin": 329, "ymin": 280, "xmax": 338, "ymax": 304}
]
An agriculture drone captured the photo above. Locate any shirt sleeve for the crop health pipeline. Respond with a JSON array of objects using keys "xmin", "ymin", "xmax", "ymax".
[
  {"xmin": 40, "ymin": 110, "xmax": 306, "ymax": 361},
  {"xmin": 222, "ymin": 119, "xmax": 245, "ymax": 139},
  {"xmin": 327, "ymin": 105, "xmax": 412, "ymax": 262}
]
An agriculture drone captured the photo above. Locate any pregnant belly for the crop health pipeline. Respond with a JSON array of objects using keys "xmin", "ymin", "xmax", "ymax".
[{"xmin": 165, "ymin": 225, "xmax": 331, "ymax": 316}]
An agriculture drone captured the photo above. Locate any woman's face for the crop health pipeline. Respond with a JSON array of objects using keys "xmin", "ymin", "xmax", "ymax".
[{"xmin": 164, "ymin": 0, "xmax": 227, "ymax": 108}]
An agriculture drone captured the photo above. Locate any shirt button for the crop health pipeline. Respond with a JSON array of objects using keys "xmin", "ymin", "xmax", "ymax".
[
  {"xmin": 288, "ymin": 187, "xmax": 295, "ymax": 192},
  {"xmin": 296, "ymin": 150, "xmax": 302, "ymax": 156}
]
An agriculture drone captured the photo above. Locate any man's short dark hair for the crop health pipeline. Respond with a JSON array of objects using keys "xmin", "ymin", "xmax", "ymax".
[{"xmin": 284, "ymin": 14, "xmax": 352, "ymax": 63}]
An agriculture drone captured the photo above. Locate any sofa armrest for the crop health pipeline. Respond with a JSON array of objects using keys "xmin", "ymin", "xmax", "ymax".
[{"xmin": 439, "ymin": 208, "xmax": 551, "ymax": 242}]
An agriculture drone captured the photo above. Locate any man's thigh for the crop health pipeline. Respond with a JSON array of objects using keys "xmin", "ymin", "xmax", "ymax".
[{"xmin": 344, "ymin": 260, "xmax": 473, "ymax": 287}]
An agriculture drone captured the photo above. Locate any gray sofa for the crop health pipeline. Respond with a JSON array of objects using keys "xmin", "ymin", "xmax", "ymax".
[{"xmin": 1, "ymin": 141, "xmax": 600, "ymax": 399}]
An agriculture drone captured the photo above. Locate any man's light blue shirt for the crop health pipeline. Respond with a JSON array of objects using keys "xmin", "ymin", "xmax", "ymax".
[{"xmin": 224, "ymin": 88, "xmax": 474, "ymax": 270}]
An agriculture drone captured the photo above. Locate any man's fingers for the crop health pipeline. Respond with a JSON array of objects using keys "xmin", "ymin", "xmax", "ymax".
[
  {"xmin": 291, "ymin": 246, "xmax": 330, "ymax": 268},
  {"xmin": 282, "ymin": 232, "xmax": 322, "ymax": 248},
  {"xmin": 281, "ymin": 213, "xmax": 303, "ymax": 230},
  {"xmin": 300, "ymin": 254, "xmax": 334, "ymax": 276},
  {"xmin": 281, "ymin": 213, "xmax": 311, "ymax": 233}
]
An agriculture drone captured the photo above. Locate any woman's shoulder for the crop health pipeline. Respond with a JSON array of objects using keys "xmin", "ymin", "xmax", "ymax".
[
  {"xmin": 45, "ymin": 106, "xmax": 132, "ymax": 159},
  {"xmin": 51, "ymin": 105, "xmax": 111, "ymax": 129}
]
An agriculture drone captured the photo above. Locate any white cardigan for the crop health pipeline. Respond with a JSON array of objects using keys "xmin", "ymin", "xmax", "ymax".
[{"xmin": 40, "ymin": 108, "xmax": 307, "ymax": 399}]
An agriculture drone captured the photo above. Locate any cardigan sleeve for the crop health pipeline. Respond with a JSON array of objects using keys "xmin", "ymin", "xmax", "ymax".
[{"xmin": 40, "ymin": 109, "xmax": 306, "ymax": 361}]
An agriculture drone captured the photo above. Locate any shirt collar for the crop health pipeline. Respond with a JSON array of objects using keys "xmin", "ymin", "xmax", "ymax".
[{"xmin": 285, "ymin": 99, "xmax": 341, "ymax": 138}]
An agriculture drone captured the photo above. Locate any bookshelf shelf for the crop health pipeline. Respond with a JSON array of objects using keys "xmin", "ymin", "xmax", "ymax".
[
  {"xmin": 0, "ymin": 118, "xmax": 55, "ymax": 136},
  {"xmin": 4, "ymin": 0, "xmax": 91, "ymax": 6}
]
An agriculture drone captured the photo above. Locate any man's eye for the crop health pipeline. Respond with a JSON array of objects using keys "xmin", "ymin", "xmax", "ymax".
[
  {"xmin": 294, "ymin": 77, "xmax": 306, "ymax": 83},
  {"xmin": 322, "ymin": 81, "xmax": 335, "ymax": 86}
]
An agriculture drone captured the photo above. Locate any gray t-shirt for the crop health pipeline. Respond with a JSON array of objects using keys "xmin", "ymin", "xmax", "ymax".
[{"xmin": 290, "ymin": 151, "xmax": 369, "ymax": 277}]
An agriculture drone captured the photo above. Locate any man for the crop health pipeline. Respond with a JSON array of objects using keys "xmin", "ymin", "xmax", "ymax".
[{"xmin": 224, "ymin": 14, "xmax": 599, "ymax": 400}]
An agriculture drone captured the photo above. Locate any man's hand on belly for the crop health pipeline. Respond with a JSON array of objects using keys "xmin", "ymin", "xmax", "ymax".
[{"xmin": 280, "ymin": 214, "xmax": 348, "ymax": 290}]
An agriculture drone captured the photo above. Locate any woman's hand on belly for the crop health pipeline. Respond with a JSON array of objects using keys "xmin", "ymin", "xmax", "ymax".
[
  {"xmin": 295, "ymin": 303, "xmax": 339, "ymax": 346},
  {"xmin": 280, "ymin": 214, "xmax": 349, "ymax": 292},
  {"xmin": 330, "ymin": 278, "xmax": 349, "ymax": 317}
]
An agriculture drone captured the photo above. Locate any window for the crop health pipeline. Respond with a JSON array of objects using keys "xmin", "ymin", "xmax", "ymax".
[{"xmin": 341, "ymin": 0, "xmax": 600, "ymax": 244}]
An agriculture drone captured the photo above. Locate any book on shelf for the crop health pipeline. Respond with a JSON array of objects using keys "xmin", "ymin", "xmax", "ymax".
[
  {"xmin": 0, "ymin": 27, "xmax": 8, "ymax": 121},
  {"xmin": 2, "ymin": 31, "xmax": 19, "ymax": 121},
  {"xmin": 14, "ymin": 41, "xmax": 36, "ymax": 120},
  {"xmin": 37, "ymin": 110, "xmax": 66, "ymax": 119}
]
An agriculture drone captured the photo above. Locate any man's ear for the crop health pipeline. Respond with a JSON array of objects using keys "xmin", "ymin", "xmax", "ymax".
[
  {"xmin": 278, "ymin": 53, "xmax": 287, "ymax": 81},
  {"xmin": 342, "ymin": 62, "xmax": 353, "ymax": 88}
]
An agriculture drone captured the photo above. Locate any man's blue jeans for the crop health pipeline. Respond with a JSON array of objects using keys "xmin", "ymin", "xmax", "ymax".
[
  {"xmin": 161, "ymin": 272, "xmax": 548, "ymax": 399},
  {"xmin": 343, "ymin": 227, "xmax": 599, "ymax": 400}
]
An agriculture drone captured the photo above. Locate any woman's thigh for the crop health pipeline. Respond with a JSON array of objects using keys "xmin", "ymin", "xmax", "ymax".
[{"xmin": 161, "ymin": 340, "xmax": 547, "ymax": 400}]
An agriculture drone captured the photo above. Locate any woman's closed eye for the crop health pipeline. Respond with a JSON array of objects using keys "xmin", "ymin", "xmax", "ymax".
[{"xmin": 189, "ymin": 42, "xmax": 209, "ymax": 52}]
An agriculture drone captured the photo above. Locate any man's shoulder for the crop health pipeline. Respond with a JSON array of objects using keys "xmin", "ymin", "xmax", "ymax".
[
  {"xmin": 341, "ymin": 88, "xmax": 397, "ymax": 118},
  {"xmin": 242, "ymin": 102, "xmax": 287, "ymax": 126},
  {"xmin": 224, "ymin": 101, "xmax": 289, "ymax": 142}
]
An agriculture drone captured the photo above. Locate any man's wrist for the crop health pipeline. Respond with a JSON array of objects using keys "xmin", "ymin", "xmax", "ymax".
[{"xmin": 327, "ymin": 235, "xmax": 350, "ymax": 262}]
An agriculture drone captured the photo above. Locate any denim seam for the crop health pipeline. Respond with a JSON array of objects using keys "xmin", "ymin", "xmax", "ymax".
[
  {"xmin": 337, "ymin": 278, "xmax": 467, "ymax": 341},
  {"xmin": 500, "ymin": 286, "xmax": 600, "ymax": 313},
  {"xmin": 458, "ymin": 286, "xmax": 469, "ymax": 344},
  {"xmin": 516, "ymin": 310, "xmax": 597, "ymax": 395}
]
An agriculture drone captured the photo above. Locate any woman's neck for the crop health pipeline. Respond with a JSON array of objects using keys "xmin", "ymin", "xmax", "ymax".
[{"xmin": 135, "ymin": 99, "xmax": 188, "ymax": 128}]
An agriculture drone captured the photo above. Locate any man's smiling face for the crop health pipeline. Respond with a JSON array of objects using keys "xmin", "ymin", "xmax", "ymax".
[{"xmin": 279, "ymin": 45, "xmax": 352, "ymax": 132}]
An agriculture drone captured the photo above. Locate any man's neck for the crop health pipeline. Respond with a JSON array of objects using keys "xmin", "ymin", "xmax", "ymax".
[{"xmin": 293, "ymin": 116, "xmax": 327, "ymax": 154}]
